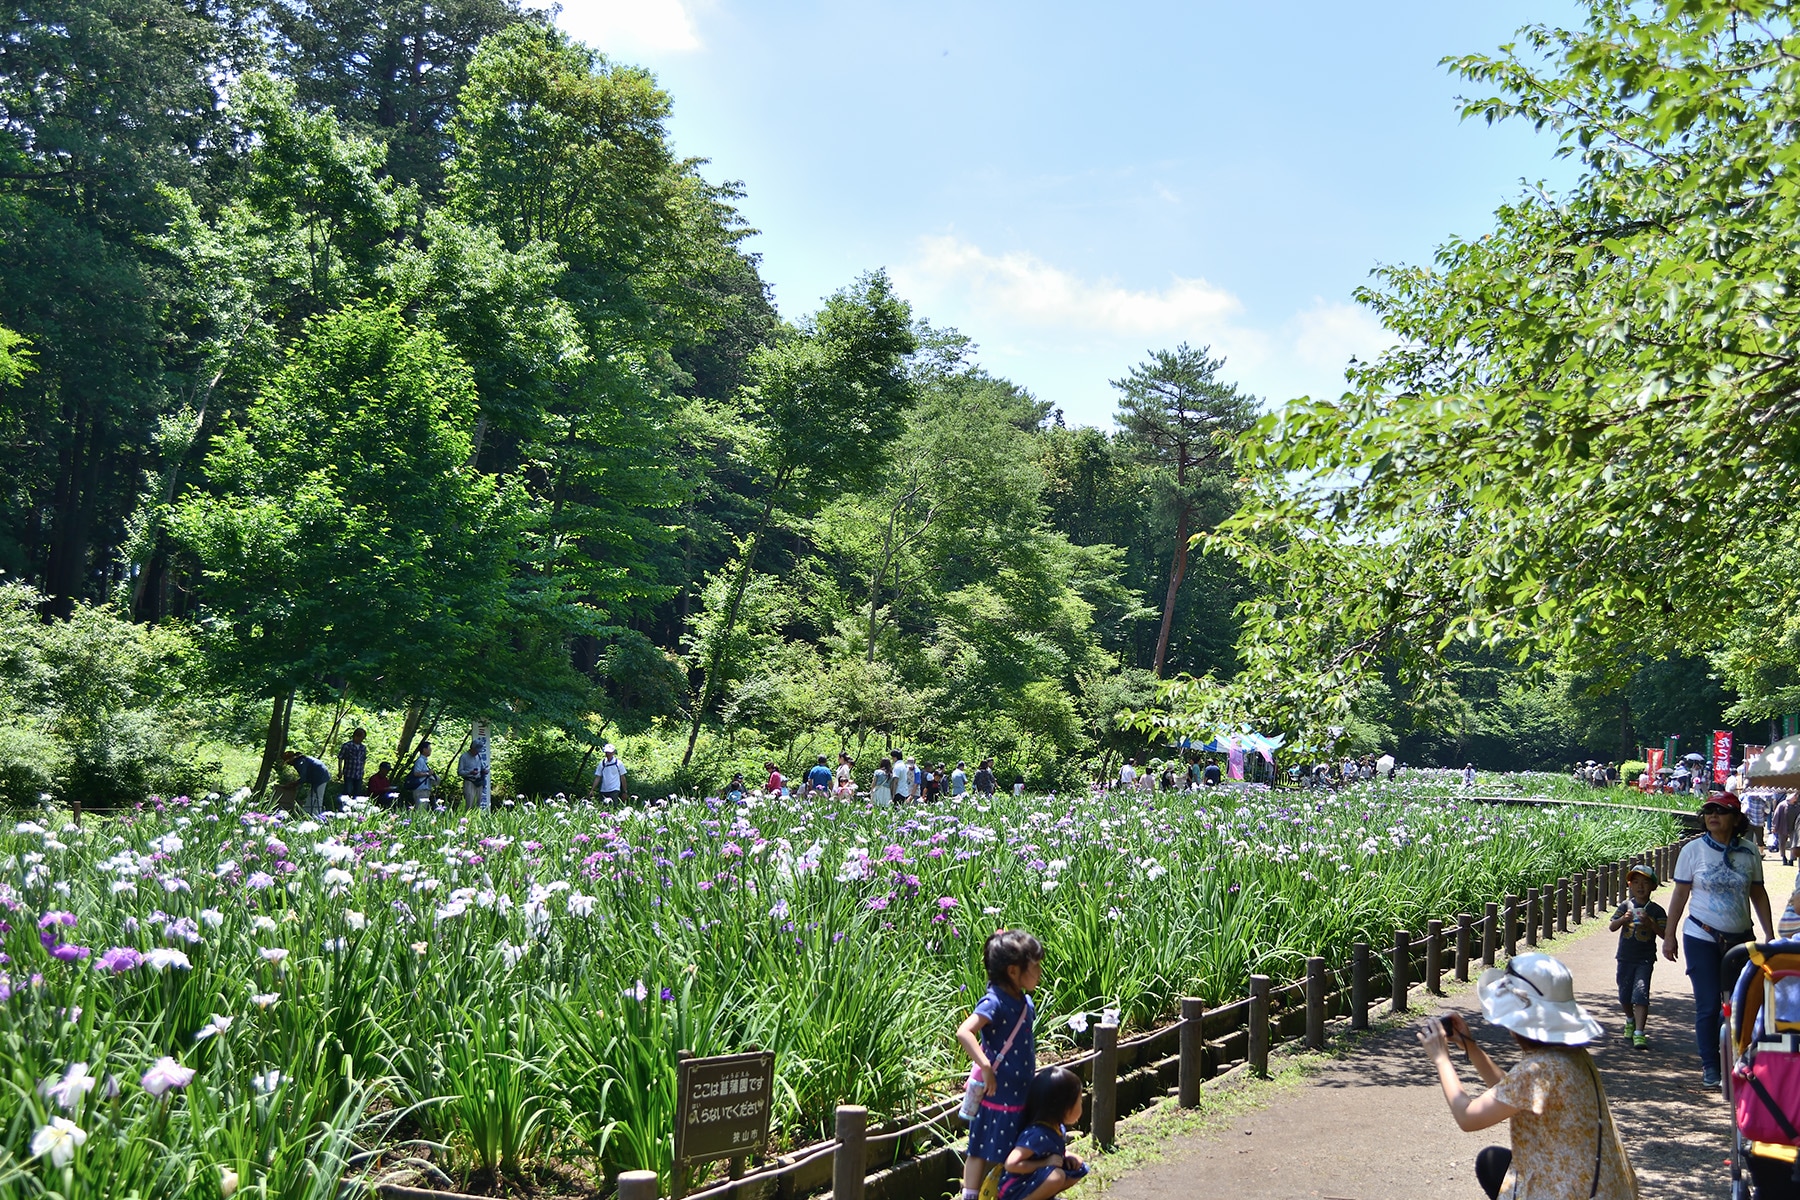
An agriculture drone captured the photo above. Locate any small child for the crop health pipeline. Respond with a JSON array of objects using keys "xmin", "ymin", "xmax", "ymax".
[
  {"xmin": 957, "ymin": 929, "xmax": 1044, "ymax": 1200},
  {"xmin": 997, "ymin": 1067, "xmax": 1090, "ymax": 1200},
  {"xmin": 1609, "ymin": 864, "xmax": 1667, "ymax": 1048}
]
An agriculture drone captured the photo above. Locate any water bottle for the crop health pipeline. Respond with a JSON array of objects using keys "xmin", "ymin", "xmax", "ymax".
[{"xmin": 959, "ymin": 1070, "xmax": 985, "ymax": 1120}]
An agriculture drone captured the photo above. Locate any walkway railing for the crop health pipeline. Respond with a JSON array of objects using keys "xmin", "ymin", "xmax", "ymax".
[{"xmin": 374, "ymin": 838, "xmax": 1692, "ymax": 1200}]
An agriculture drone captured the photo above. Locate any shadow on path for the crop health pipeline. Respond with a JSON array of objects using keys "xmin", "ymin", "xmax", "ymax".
[{"xmin": 1090, "ymin": 864, "xmax": 1795, "ymax": 1200}]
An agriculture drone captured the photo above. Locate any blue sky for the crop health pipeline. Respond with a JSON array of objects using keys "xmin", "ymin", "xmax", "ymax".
[{"xmin": 554, "ymin": 1, "xmax": 1580, "ymax": 427}]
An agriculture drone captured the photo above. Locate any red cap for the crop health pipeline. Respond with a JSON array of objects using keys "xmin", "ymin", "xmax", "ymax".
[{"xmin": 1703, "ymin": 792, "xmax": 1742, "ymax": 812}]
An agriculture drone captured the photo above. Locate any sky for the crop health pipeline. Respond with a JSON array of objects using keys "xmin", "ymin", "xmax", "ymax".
[{"xmin": 552, "ymin": 0, "xmax": 1581, "ymax": 427}]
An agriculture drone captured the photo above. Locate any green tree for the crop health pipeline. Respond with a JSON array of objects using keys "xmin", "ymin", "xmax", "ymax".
[
  {"xmin": 266, "ymin": 0, "xmax": 532, "ymax": 197},
  {"xmin": 1203, "ymin": 1, "xmax": 1800, "ymax": 738},
  {"xmin": 680, "ymin": 272, "xmax": 917, "ymax": 764},
  {"xmin": 171, "ymin": 304, "xmax": 526, "ymax": 789},
  {"xmin": 0, "ymin": 0, "xmax": 235, "ymax": 609},
  {"xmin": 1109, "ymin": 345, "xmax": 1256, "ymax": 676},
  {"xmin": 445, "ymin": 25, "xmax": 754, "ymax": 629}
]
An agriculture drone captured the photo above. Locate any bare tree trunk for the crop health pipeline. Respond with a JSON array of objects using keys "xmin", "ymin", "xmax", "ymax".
[
  {"xmin": 394, "ymin": 700, "xmax": 428, "ymax": 768},
  {"xmin": 1152, "ymin": 504, "xmax": 1192, "ymax": 677},
  {"xmin": 254, "ymin": 690, "xmax": 295, "ymax": 794}
]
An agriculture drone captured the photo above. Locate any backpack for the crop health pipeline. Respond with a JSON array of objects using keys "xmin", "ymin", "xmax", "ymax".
[{"xmin": 1733, "ymin": 944, "xmax": 1800, "ymax": 1147}]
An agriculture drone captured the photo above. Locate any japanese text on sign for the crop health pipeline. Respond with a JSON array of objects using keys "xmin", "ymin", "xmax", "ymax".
[{"xmin": 675, "ymin": 1052, "xmax": 775, "ymax": 1168}]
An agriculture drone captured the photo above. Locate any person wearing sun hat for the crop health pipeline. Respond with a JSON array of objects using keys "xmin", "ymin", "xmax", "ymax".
[
  {"xmin": 1662, "ymin": 790, "xmax": 1776, "ymax": 1088},
  {"xmin": 1417, "ymin": 953, "xmax": 1637, "ymax": 1199},
  {"xmin": 1608, "ymin": 864, "xmax": 1666, "ymax": 1049}
]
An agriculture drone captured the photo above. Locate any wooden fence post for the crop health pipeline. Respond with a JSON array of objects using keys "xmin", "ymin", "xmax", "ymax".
[
  {"xmin": 1093, "ymin": 1020, "xmax": 1119, "ymax": 1147},
  {"xmin": 1179, "ymin": 996, "xmax": 1205, "ymax": 1106},
  {"xmin": 1306, "ymin": 956, "xmax": 1326, "ymax": 1050},
  {"xmin": 1557, "ymin": 877, "xmax": 1569, "ymax": 934},
  {"xmin": 1352, "ymin": 942, "xmax": 1371, "ymax": 1030},
  {"xmin": 1427, "ymin": 919, "xmax": 1444, "ymax": 995},
  {"xmin": 1572, "ymin": 874, "xmax": 1583, "ymax": 926},
  {"xmin": 1249, "ymin": 975, "xmax": 1271, "ymax": 1077},
  {"xmin": 1504, "ymin": 895, "xmax": 1519, "ymax": 957},
  {"xmin": 1483, "ymin": 902, "xmax": 1498, "ymax": 967},
  {"xmin": 620, "ymin": 1171, "xmax": 659, "ymax": 1200},
  {"xmin": 1391, "ymin": 930, "xmax": 1410, "ymax": 1013},
  {"xmin": 1526, "ymin": 887, "xmax": 1540, "ymax": 947},
  {"xmin": 834, "ymin": 1106, "xmax": 866, "ymax": 1200},
  {"xmin": 1456, "ymin": 913, "xmax": 1473, "ymax": 983},
  {"xmin": 1587, "ymin": 869, "xmax": 1598, "ymax": 919}
]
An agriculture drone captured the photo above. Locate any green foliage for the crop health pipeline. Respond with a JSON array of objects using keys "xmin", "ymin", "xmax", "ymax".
[
  {"xmin": 1166, "ymin": 0, "xmax": 1800, "ymax": 744},
  {"xmin": 0, "ymin": 582, "xmax": 214, "ymax": 806},
  {"xmin": 171, "ymin": 303, "xmax": 530, "ymax": 720},
  {"xmin": 265, "ymin": 0, "xmax": 533, "ymax": 197}
]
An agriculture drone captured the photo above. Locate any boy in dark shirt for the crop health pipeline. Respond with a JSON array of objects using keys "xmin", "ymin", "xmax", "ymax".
[{"xmin": 1609, "ymin": 864, "xmax": 1668, "ymax": 1048}]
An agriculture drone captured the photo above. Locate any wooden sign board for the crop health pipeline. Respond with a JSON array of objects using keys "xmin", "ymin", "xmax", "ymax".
[{"xmin": 675, "ymin": 1051, "xmax": 776, "ymax": 1169}]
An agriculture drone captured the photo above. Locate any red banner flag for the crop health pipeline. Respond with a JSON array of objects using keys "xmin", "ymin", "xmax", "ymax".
[{"xmin": 1714, "ymin": 729, "xmax": 1734, "ymax": 786}]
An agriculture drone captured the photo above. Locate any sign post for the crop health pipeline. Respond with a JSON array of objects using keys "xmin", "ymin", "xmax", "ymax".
[
  {"xmin": 674, "ymin": 1050, "xmax": 776, "ymax": 1197},
  {"xmin": 1713, "ymin": 729, "xmax": 1734, "ymax": 788},
  {"xmin": 473, "ymin": 720, "xmax": 492, "ymax": 812}
]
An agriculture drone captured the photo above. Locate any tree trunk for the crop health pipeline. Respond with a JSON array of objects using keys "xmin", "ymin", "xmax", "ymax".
[
  {"xmin": 1152, "ymin": 503, "xmax": 1192, "ymax": 677},
  {"xmin": 394, "ymin": 700, "xmax": 429, "ymax": 768},
  {"xmin": 254, "ymin": 690, "xmax": 295, "ymax": 794}
]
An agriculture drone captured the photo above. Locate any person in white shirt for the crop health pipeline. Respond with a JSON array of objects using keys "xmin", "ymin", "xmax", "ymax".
[
  {"xmin": 589, "ymin": 744, "xmax": 627, "ymax": 804},
  {"xmin": 1462, "ymin": 764, "xmax": 1477, "ymax": 789},
  {"xmin": 1119, "ymin": 759, "xmax": 1137, "ymax": 790},
  {"xmin": 897, "ymin": 756, "xmax": 917, "ymax": 802},
  {"xmin": 950, "ymin": 762, "xmax": 968, "ymax": 797},
  {"xmin": 408, "ymin": 742, "xmax": 436, "ymax": 808},
  {"xmin": 457, "ymin": 742, "xmax": 488, "ymax": 811}
]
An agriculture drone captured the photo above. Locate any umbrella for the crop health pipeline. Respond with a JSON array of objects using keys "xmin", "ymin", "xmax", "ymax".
[{"xmin": 1683, "ymin": 752, "xmax": 1707, "ymax": 764}]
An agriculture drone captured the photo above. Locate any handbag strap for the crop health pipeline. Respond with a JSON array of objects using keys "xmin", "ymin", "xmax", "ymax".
[
  {"xmin": 990, "ymin": 999, "xmax": 1029, "ymax": 1071},
  {"xmin": 1579, "ymin": 1053, "xmax": 1609, "ymax": 1198},
  {"xmin": 1749, "ymin": 1070, "xmax": 1800, "ymax": 1142}
]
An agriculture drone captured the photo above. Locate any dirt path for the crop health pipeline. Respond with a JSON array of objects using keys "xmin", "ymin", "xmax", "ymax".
[{"xmin": 1096, "ymin": 859, "xmax": 1798, "ymax": 1200}]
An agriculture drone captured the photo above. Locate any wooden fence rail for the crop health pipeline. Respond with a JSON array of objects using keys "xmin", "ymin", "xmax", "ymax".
[{"xmin": 372, "ymin": 837, "xmax": 1692, "ymax": 1200}]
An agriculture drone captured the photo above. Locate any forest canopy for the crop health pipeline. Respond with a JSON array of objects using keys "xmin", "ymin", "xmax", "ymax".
[{"xmin": 0, "ymin": 0, "xmax": 1767, "ymax": 803}]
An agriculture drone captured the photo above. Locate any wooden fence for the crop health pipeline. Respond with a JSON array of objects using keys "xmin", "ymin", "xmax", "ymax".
[{"xmin": 375, "ymin": 838, "xmax": 1691, "ymax": 1200}]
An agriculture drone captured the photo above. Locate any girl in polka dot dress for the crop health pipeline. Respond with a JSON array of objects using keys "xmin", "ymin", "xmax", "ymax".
[{"xmin": 956, "ymin": 929, "xmax": 1044, "ymax": 1200}]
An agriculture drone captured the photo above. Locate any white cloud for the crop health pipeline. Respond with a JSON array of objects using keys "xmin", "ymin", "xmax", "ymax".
[
  {"xmin": 891, "ymin": 235, "xmax": 1397, "ymax": 423},
  {"xmin": 555, "ymin": 0, "xmax": 701, "ymax": 55},
  {"xmin": 1285, "ymin": 300, "xmax": 1398, "ymax": 374},
  {"xmin": 897, "ymin": 235, "xmax": 1240, "ymax": 338}
]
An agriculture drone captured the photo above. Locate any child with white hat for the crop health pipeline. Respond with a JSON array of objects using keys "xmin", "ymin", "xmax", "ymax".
[{"xmin": 1417, "ymin": 953, "xmax": 1637, "ymax": 1199}]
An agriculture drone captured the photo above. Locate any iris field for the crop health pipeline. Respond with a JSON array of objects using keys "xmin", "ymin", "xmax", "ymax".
[{"xmin": 0, "ymin": 779, "xmax": 1673, "ymax": 1198}]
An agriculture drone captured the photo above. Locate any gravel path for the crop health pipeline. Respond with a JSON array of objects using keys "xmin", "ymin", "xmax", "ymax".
[{"xmin": 1097, "ymin": 859, "xmax": 1798, "ymax": 1200}]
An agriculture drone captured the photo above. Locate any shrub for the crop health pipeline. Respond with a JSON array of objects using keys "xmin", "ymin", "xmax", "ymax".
[
  {"xmin": 494, "ymin": 728, "xmax": 593, "ymax": 800},
  {"xmin": 0, "ymin": 723, "xmax": 60, "ymax": 809}
]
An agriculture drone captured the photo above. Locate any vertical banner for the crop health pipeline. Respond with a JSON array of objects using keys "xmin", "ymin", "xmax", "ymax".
[
  {"xmin": 1713, "ymin": 729, "xmax": 1734, "ymax": 787},
  {"xmin": 474, "ymin": 720, "xmax": 492, "ymax": 812},
  {"xmin": 1646, "ymin": 748, "xmax": 1664, "ymax": 790}
]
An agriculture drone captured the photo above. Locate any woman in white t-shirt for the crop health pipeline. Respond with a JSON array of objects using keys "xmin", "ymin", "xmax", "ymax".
[{"xmin": 1662, "ymin": 792, "xmax": 1776, "ymax": 1088}]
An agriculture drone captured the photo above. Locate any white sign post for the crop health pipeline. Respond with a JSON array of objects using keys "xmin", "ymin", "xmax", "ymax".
[{"xmin": 474, "ymin": 720, "xmax": 492, "ymax": 812}]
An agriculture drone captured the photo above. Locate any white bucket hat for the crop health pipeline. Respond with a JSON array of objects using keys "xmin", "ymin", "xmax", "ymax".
[{"xmin": 1476, "ymin": 953, "xmax": 1604, "ymax": 1045}]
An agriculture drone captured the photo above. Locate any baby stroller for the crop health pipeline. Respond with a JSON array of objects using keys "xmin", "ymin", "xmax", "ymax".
[{"xmin": 1724, "ymin": 942, "xmax": 1800, "ymax": 1198}]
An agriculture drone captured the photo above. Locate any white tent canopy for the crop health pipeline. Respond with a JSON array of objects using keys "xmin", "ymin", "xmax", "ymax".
[{"xmin": 1744, "ymin": 735, "xmax": 1800, "ymax": 790}]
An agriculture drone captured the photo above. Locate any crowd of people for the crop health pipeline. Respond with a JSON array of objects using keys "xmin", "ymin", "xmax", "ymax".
[
  {"xmin": 266, "ymin": 728, "xmax": 494, "ymax": 814},
  {"xmin": 718, "ymin": 752, "xmax": 1020, "ymax": 807}
]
